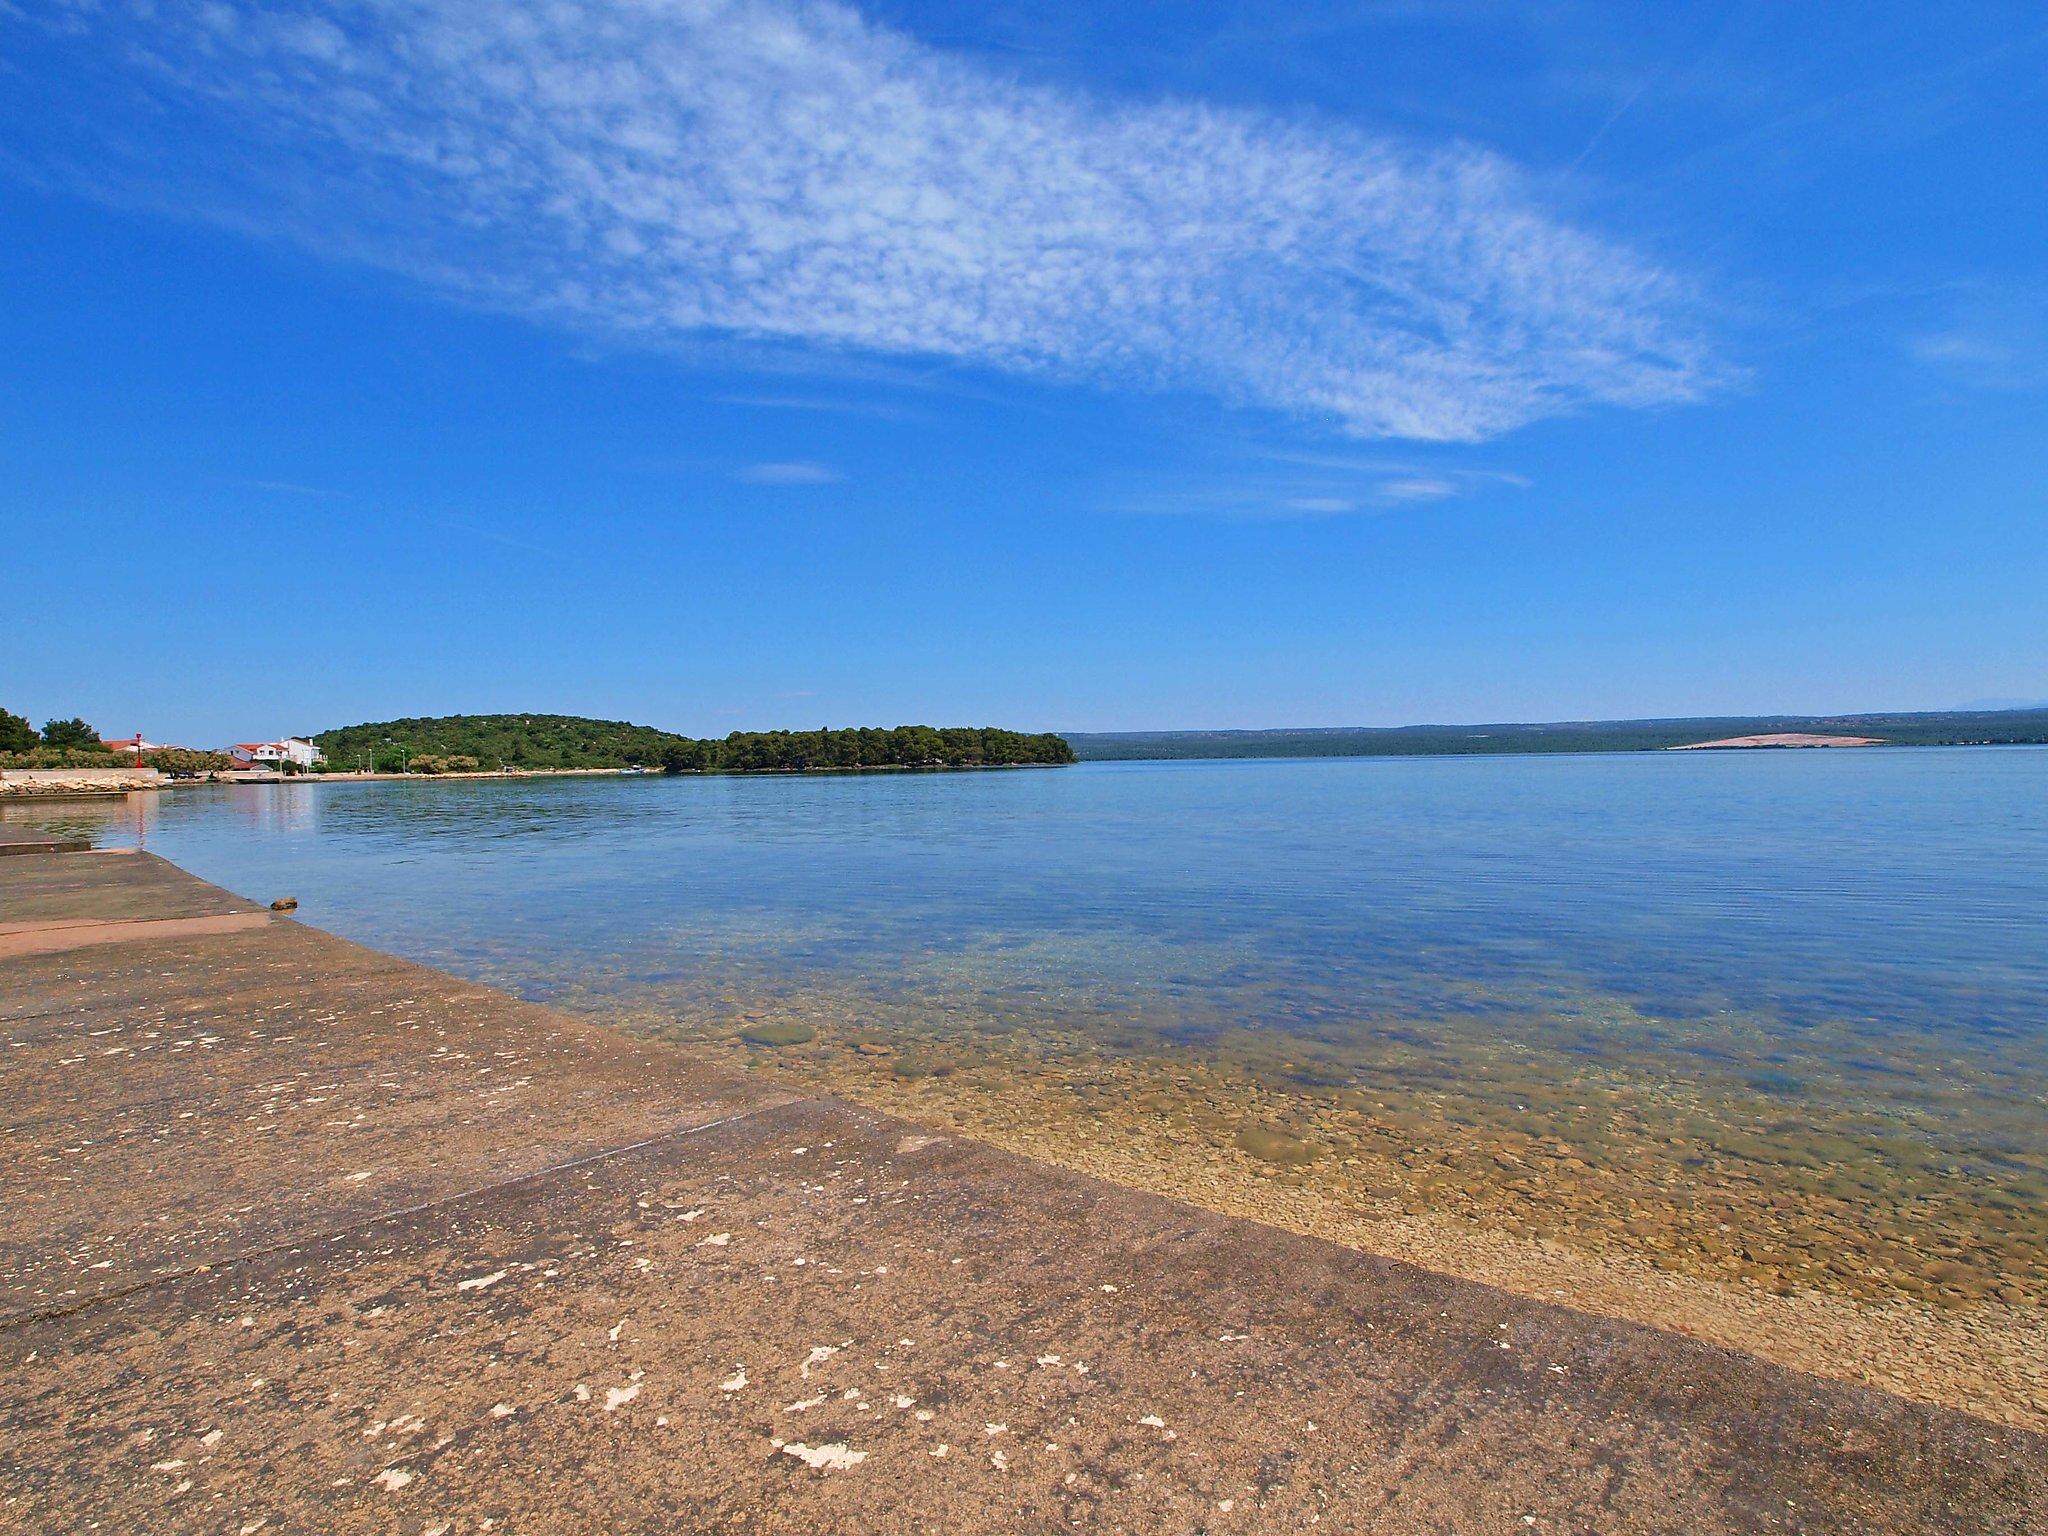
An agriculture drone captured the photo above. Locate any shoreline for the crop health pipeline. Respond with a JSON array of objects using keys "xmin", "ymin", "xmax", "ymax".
[
  {"xmin": 0, "ymin": 760, "xmax": 1073, "ymax": 799},
  {"xmin": 14, "ymin": 743, "xmax": 2040, "ymax": 801},
  {"xmin": 624, "ymin": 1013, "xmax": 2048, "ymax": 1433},
  {"xmin": 4, "ymin": 846, "xmax": 2040, "ymax": 1530},
  {"xmin": 6, "ymin": 817, "xmax": 2037, "ymax": 1429},
  {"xmin": 194, "ymin": 761, "xmax": 1071, "ymax": 786}
]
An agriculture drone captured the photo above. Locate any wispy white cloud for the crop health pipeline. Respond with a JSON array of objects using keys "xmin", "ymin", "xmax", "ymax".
[
  {"xmin": 1378, "ymin": 476, "xmax": 1459, "ymax": 502},
  {"xmin": 20, "ymin": 0, "xmax": 1722, "ymax": 440},
  {"xmin": 1906, "ymin": 310, "xmax": 2046, "ymax": 390},
  {"xmin": 227, "ymin": 477, "xmax": 346, "ymax": 498},
  {"xmin": 1109, "ymin": 458, "xmax": 1525, "ymax": 520},
  {"xmin": 713, "ymin": 392, "xmax": 918, "ymax": 421},
  {"xmin": 1271, "ymin": 458, "xmax": 1532, "ymax": 492},
  {"xmin": 1824, "ymin": 280, "xmax": 2048, "ymax": 391},
  {"xmin": 734, "ymin": 460, "xmax": 842, "ymax": 485}
]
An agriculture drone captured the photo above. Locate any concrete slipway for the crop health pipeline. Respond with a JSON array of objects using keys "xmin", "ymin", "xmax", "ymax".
[{"xmin": 1, "ymin": 849, "xmax": 2041, "ymax": 1533}]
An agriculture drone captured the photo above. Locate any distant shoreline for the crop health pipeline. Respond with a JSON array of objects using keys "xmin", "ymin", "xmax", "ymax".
[
  {"xmin": 1068, "ymin": 706, "xmax": 2048, "ymax": 763},
  {"xmin": 195, "ymin": 761, "xmax": 1071, "ymax": 787},
  {"xmin": 1667, "ymin": 732, "xmax": 1885, "ymax": 750}
]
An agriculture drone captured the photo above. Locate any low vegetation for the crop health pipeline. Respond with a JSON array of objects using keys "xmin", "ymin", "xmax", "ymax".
[
  {"xmin": 312, "ymin": 714, "xmax": 1075, "ymax": 773},
  {"xmin": 0, "ymin": 747, "xmax": 126, "ymax": 769},
  {"xmin": 405, "ymin": 755, "xmax": 483, "ymax": 775}
]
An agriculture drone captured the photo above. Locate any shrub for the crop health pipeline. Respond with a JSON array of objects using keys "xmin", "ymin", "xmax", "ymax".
[{"xmin": 0, "ymin": 746, "xmax": 143, "ymax": 769}]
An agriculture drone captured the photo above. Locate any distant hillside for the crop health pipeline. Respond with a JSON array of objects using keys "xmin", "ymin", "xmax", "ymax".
[
  {"xmin": 1065, "ymin": 709, "xmax": 2048, "ymax": 762},
  {"xmin": 312, "ymin": 715, "xmax": 1075, "ymax": 773}
]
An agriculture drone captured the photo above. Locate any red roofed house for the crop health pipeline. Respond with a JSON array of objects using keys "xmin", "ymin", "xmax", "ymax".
[
  {"xmin": 100, "ymin": 735, "xmax": 169, "ymax": 760},
  {"xmin": 230, "ymin": 738, "xmax": 325, "ymax": 770}
]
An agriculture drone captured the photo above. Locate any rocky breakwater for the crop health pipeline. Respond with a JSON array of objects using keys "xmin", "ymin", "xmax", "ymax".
[{"xmin": 0, "ymin": 766, "xmax": 162, "ymax": 797}]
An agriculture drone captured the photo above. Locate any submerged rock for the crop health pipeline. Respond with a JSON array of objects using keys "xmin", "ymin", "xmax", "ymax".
[
  {"xmin": 739, "ymin": 1021, "xmax": 816, "ymax": 1047},
  {"xmin": 1235, "ymin": 1123, "xmax": 1317, "ymax": 1166}
]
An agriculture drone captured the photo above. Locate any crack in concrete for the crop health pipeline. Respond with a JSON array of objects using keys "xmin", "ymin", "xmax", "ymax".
[{"xmin": 0, "ymin": 1097, "xmax": 804, "ymax": 1333}]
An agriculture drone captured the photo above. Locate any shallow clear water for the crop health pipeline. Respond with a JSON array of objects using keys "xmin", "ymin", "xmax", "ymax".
[
  {"xmin": 13, "ymin": 749, "xmax": 2047, "ymax": 1296},
  {"xmin": 26, "ymin": 750, "xmax": 2046, "ymax": 1043}
]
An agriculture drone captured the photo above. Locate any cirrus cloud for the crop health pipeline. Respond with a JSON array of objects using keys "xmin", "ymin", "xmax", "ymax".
[
  {"xmin": 18, "ymin": 0, "xmax": 1723, "ymax": 440},
  {"xmin": 1377, "ymin": 477, "xmax": 1460, "ymax": 502},
  {"xmin": 734, "ymin": 461, "xmax": 842, "ymax": 485}
]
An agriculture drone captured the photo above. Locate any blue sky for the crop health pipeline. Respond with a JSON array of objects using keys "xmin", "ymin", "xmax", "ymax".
[{"xmin": 3, "ymin": 0, "xmax": 2044, "ymax": 744}]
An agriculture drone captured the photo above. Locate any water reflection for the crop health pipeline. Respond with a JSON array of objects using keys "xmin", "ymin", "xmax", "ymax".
[{"xmin": 0, "ymin": 790, "xmax": 157, "ymax": 848}]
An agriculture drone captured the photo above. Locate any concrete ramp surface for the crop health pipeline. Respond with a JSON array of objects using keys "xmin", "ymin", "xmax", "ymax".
[{"xmin": 2, "ymin": 851, "xmax": 2042, "ymax": 1533}]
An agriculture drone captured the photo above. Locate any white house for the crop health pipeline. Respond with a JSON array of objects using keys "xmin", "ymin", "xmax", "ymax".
[{"xmin": 230, "ymin": 737, "xmax": 325, "ymax": 769}]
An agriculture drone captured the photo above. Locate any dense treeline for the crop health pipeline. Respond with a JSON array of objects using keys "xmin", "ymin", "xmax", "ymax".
[
  {"xmin": 1068, "ymin": 708, "xmax": 2048, "ymax": 761},
  {"xmin": 0, "ymin": 708, "xmax": 118, "ymax": 767},
  {"xmin": 658, "ymin": 726, "xmax": 1075, "ymax": 773},
  {"xmin": 312, "ymin": 714, "xmax": 1074, "ymax": 773}
]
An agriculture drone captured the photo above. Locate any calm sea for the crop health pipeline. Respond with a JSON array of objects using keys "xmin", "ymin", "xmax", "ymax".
[{"xmin": 13, "ymin": 749, "xmax": 2047, "ymax": 1293}]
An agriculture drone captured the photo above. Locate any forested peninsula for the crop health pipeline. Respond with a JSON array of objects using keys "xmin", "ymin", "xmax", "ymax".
[{"xmin": 311, "ymin": 715, "xmax": 1076, "ymax": 774}]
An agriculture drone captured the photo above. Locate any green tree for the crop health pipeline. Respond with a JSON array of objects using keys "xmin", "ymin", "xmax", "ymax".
[
  {"xmin": 0, "ymin": 707, "xmax": 37, "ymax": 756},
  {"xmin": 142, "ymin": 747, "xmax": 233, "ymax": 777},
  {"xmin": 659, "ymin": 740, "xmax": 710, "ymax": 773},
  {"xmin": 41, "ymin": 717, "xmax": 104, "ymax": 751}
]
